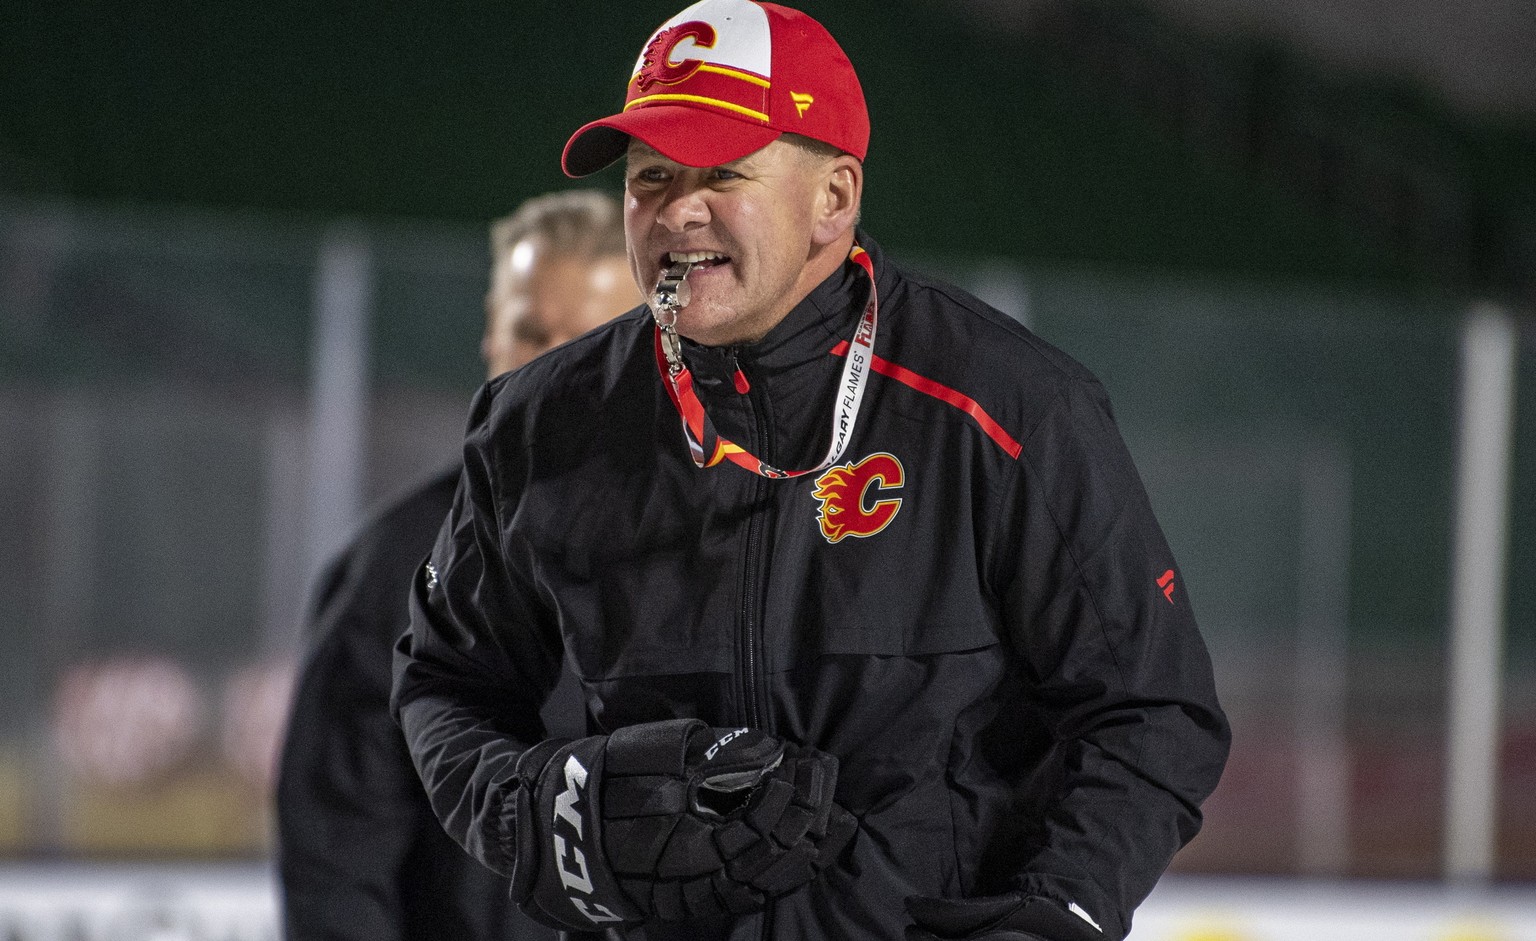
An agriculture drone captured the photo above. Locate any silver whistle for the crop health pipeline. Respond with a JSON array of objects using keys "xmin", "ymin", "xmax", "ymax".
[{"xmin": 650, "ymin": 261, "xmax": 694, "ymax": 328}]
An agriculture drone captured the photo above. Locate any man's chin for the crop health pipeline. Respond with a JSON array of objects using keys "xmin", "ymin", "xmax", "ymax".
[{"xmin": 676, "ymin": 304, "xmax": 750, "ymax": 348}]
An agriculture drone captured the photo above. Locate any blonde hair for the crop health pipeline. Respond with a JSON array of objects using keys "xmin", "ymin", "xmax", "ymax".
[{"xmin": 489, "ymin": 190, "xmax": 626, "ymax": 268}]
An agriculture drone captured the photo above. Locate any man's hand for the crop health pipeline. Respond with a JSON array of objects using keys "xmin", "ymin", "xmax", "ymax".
[
  {"xmin": 512, "ymin": 719, "xmax": 856, "ymax": 931},
  {"xmin": 905, "ymin": 892, "xmax": 1106, "ymax": 941}
]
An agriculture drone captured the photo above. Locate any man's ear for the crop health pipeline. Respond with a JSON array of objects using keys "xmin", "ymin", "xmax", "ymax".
[{"xmin": 812, "ymin": 154, "xmax": 863, "ymax": 246}]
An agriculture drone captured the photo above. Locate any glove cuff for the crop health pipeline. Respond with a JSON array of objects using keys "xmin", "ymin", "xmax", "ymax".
[
  {"xmin": 507, "ymin": 739, "xmax": 571, "ymax": 906},
  {"xmin": 524, "ymin": 736, "xmax": 644, "ymax": 932}
]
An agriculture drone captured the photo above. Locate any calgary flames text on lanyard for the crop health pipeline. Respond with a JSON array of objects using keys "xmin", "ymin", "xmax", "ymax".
[{"xmin": 651, "ymin": 246, "xmax": 878, "ymax": 480}]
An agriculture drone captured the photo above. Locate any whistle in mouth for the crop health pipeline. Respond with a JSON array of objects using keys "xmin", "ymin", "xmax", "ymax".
[{"xmin": 650, "ymin": 261, "xmax": 694, "ymax": 327}]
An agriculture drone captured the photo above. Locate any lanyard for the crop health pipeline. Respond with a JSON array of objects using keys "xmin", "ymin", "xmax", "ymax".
[{"xmin": 652, "ymin": 245, "xmax": 878, "ymax": 479}]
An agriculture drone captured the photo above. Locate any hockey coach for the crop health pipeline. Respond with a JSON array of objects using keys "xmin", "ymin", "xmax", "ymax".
[{"xmin": 392, "ymin": 2, "xmax": 1230, "ymax": 940}]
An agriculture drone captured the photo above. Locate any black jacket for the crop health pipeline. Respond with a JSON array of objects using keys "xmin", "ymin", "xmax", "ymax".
[
  {"xmin": 392, "ymin": 234, "xmax": 1229, "ymax": 941},
  {"xmin": 277, "ymin": 467, "xmax": 579, "ymax": 941}
]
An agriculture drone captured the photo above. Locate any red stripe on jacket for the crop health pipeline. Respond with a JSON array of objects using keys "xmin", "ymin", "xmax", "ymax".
[{"xmin": 831, "ymin": 341, "xmax": 1023, "ymax": 459}]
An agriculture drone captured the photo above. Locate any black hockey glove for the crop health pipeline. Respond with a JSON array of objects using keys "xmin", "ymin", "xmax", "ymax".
[
  {"xmin": 511, "ymin": 718, "xmax": 856, "ymax": 932},
  {"xmin": 905, "ymin": 892, "xmax": 1106, "ymax": 941}
]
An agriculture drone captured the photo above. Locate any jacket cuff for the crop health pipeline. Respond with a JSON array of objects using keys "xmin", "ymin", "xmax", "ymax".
[{"xmin": 500, "ymin": 738, "xmax": 571, "ymax": 895}]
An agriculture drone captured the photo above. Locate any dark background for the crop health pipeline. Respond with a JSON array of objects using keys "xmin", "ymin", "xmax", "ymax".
[{"xmin": 4, "ymin": 0, "xmax": 1531, "ymax": 295}]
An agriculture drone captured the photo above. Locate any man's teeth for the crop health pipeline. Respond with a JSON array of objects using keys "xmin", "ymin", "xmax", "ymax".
[{"xmin": 668, "ymin": 251, "xmax": 727, "ymax": 264}]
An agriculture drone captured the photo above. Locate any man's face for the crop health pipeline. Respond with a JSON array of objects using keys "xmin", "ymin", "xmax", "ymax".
[
  {"xmin": 624, "ymin": 137, "xmax": 834, "ymax": 348},
  {"xmin": 483, "ymin": 238, "xmax": 639, "ymax": 378}
]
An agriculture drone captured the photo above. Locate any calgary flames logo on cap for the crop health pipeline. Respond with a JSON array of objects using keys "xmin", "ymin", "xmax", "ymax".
[
  {"xmin": 635, "ymin": 21, "xmax": 718, "ymax": 92},
  {"xmin": 812, "ymin": 453, "xmax": 905, "ymax": 544}
]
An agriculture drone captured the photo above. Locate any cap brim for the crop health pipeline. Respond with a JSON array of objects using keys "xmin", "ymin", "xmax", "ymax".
[{"xmin": 562, "ymin": 106, "xmax": 783, "ymax": 177}]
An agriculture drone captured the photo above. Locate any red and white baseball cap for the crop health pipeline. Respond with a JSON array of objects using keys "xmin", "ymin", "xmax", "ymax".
[{"xmin": 562, "ymin": 0, "xmax": 869, "ymax": 177}]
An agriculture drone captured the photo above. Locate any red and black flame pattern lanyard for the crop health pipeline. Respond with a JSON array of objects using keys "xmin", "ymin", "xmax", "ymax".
[{"xmin": 652, "ymin": 245, "xmax": 878, "ymax": 479}]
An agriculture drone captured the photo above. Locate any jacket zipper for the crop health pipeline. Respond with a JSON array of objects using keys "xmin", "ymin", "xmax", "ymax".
[
  {"xmin": 726, "ymin": 352, "xmax": 775, "ymax": 941},
  {"xmin": 740, "ymin": 488, "xmax": 766, "ymax": 731},
  {"xmin": 740, "ymin": 363, "xmax": 775, "ymax": 941},
  {"xmin": 737, "ymin": 357, "xmax": 771, "ymax": 733}
]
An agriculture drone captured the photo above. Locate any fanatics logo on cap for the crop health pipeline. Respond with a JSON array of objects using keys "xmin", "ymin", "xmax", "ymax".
[{"xmin": 562, "ymin": 0, "xmax": 869, "ymax": 177}]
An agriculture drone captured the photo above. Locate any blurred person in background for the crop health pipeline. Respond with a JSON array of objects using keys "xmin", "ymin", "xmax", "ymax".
[{"xmin": 276, "ymin": 189, "xmax": 640, "ymax": 941}]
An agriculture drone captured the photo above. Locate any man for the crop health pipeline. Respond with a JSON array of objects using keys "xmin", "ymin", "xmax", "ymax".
[
  {"xmin": 393, "ymin": 3, "xmax": 1230, "ymax": 940},
  {"xmin": 277, "ymin": 190, "xmax": 640, "ymax": 941}
]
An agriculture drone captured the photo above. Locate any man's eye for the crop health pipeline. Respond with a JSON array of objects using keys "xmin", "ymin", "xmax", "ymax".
[
  {"xmin": 631, "ymin": 166, "xmax": 670, "ymax": 185},
  {"xmin": 710, "ymin": 168, "xmax": 742, "ymax": 181}
]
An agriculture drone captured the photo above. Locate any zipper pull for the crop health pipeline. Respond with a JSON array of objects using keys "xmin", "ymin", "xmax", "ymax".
[{"xmin": 730, "ymin": 353, "xmax": 751, "ymax": 394}]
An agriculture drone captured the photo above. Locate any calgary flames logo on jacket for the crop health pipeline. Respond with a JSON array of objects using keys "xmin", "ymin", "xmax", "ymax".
[{"xmin": 811, "ymin": 453, "xmax": 905, "ymax": 544}]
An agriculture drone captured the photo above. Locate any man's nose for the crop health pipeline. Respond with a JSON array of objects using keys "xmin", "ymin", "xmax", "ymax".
[{"xmin": 656, "ymin": 182, "xmax": 710, "ymax": 232}]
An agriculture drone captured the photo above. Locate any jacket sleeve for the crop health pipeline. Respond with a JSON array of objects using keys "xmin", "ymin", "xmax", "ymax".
[
  {"xmin": 999, "ymin": 377, "xmax": 1230, "ymax": 941},
  {"xmin": 389, "ymin": 381, "xmax": 566, "ymax": 879},
  {"xmin": 276, "ymin": 544, "xmax": 429, "ymax": 941}
]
